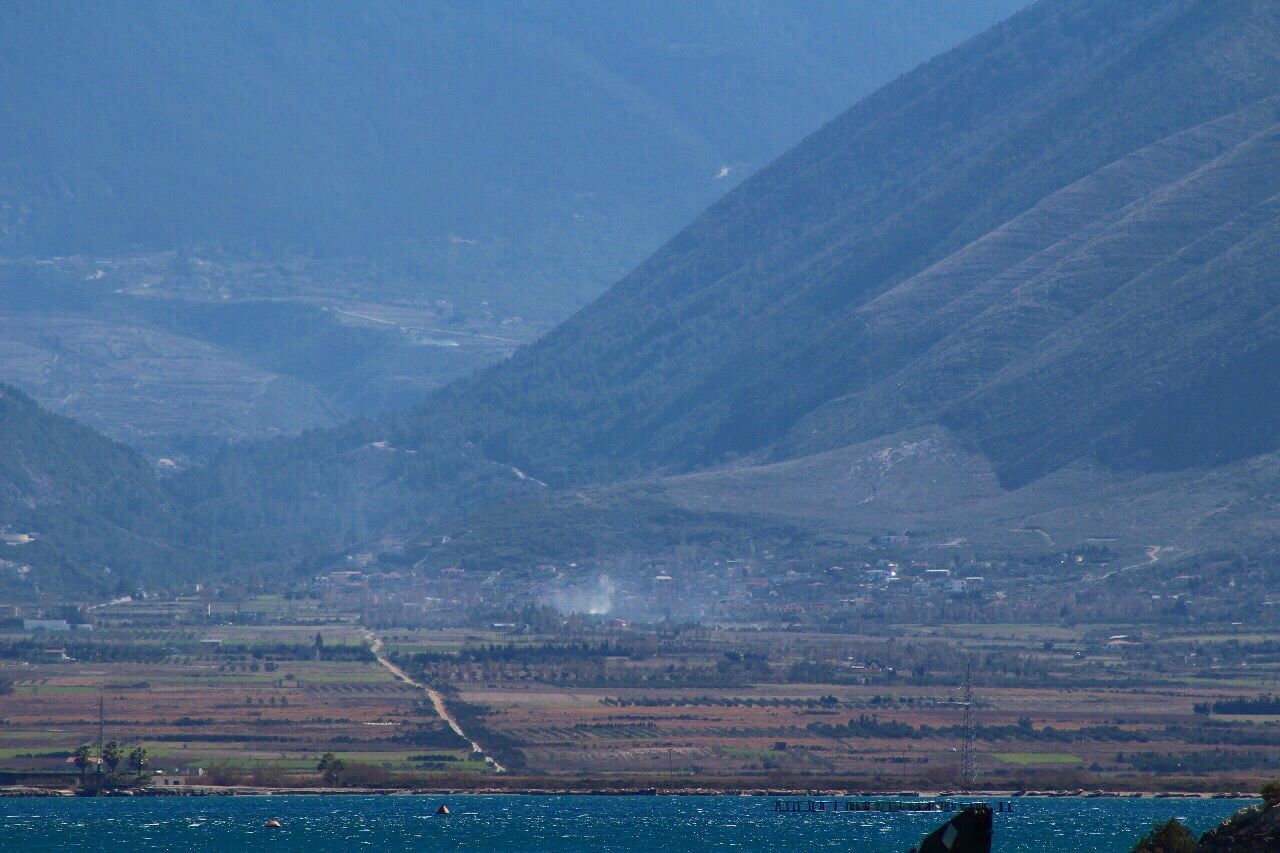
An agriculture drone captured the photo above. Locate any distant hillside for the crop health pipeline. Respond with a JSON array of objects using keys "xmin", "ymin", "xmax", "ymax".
[
  {"xmin": 0, "ymin": 0, "xmax": 1026, "ymax": 454},
  {"xmin": 0, "ymin": 386, "xmax": 204, "ymax": 596},
  {"xmin": 173, "ymin": 0, "xmax": 1280, "ymax": 567},
  {"xmin": 0, "ymin": 259, "xmax": 517, "ymax": 456},
  {"xmin": 0, "ymin": 0, "xmax": 1025, "ymax": 321}
]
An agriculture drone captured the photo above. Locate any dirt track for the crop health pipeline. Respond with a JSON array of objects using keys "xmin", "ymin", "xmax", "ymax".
[{"xmin": 365, "ymin": 631, "xmax": 506, "ymax": 773}]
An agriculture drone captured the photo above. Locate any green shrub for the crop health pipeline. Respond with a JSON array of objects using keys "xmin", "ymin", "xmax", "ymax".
[{"xmin": 1131, "ymin": 819, "xmax": 1196, "ymax": 853}]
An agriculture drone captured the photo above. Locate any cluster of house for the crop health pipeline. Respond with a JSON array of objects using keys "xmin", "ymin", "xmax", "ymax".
[
  {"xmin": 853, "ymin": 562, "xmax": 988, "ymax": 596},
  {"xmin": 9, "ymin": 613, "xmax": 95, "ymax": 664},
  {"xmin": 149, "ymin": 767, "xmax": 206, "ymax": 787},
  {"xmin": 67, "ymin": 760, "xmax": 205, "ymax": 788},
  {"xmin": 21, "ymin": 618, "xmax": 94, "ymax": 632},
  {"xmin": 299, "ymin": 550, "xmax": 1008, "ymax": 627},
  {"xmin": 0, "ymin": 532, "xmax": 36, "ymax": 579}
]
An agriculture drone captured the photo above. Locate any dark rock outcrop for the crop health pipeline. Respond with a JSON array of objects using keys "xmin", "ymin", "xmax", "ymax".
[
  {"xmin": 1196, "ymin": 802, "xmax": 1280, "ymax": 852},
  {"xmin": 909, "ymin": 805, "xmax": 993, "ymax": 853},
  {"xmin": 1131, "ymin": 818, "xmax": 1196, "ymax": 853}
]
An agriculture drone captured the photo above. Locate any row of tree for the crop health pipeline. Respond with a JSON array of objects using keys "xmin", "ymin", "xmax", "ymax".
[
  {"xmin": 1194, "ymin": 694, "xmax": 1280, "ymax": 715},
  {"xmin": 71, "ymin": 742, "xmax": 150, "ymax": 791}
]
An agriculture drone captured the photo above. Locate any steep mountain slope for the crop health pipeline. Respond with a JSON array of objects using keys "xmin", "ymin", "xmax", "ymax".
[
  {"xmin": 790, "ymin": 99, "xmax": 1280, "ymax": 485},
  {"xmin": 0, "ymin": 386, "xmax": 205, "ymax": 595},
  {"xmin": 178, "ymin": 0, "xmax": 1280, "ymax": 563},
  {"xmin": 424, "ymin": 0, "xmax": 1280, "ymax": 486}
]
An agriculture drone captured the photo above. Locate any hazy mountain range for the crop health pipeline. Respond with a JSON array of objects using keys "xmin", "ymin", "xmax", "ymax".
[
  {"xmin": 0, "ymin": 1, "xmax": 1027, "ymax": 455},
  {"xmin": 1, "ymin": 0, "xmax": 1025, "ymax": 278},
  {"xmin": 4, "ymin": 0, "xmax": 1280, "ymax": 593}
]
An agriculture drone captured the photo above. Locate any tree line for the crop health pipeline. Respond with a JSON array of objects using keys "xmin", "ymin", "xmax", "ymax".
[
  {"xmin": 1194, "ymin": 694, "xmax": 1280, "ymax": 715},
  {"xmin": 71, "ymin": 741, "xmax": 150, "ymax": 793}
]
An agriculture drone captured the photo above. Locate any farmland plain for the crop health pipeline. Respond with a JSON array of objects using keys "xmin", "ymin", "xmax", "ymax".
[{"xmin": 3, "ymin": 596, "xmax": 1279, "ymax": 792}]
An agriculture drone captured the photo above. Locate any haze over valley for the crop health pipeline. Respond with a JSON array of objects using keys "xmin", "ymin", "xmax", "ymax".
[{"xmin": 0, "ymin": 0, "xmax": 1025, "ymax": 457}]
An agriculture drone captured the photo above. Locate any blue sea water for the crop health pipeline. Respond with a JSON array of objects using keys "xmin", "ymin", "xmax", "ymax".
[{"xmin": 0, "ymin": 795, "xmax": 1252, "ymax": 852}]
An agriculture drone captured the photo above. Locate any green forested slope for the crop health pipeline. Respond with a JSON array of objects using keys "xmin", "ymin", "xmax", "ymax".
[{"xmin": 0, "ymin": 386, "xmax": 206, "ymax": 594}]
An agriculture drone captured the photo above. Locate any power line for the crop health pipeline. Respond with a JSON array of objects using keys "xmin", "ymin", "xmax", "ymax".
[
  {"xmin": 97, "ymin": 692, "xmax": 106, "ymax": 775},
  {"xmin": 960, "ymin": 659, "xmax": 976, "ymax": 790}
]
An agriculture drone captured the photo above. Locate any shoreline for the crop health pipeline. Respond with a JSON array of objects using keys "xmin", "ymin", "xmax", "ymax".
[{"xmin": 1, "ymin": 784, "xmax": 1259, "ymax": 799}]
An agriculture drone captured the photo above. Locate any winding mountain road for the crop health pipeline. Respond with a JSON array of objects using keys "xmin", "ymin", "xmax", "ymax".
[
  {"xmin": 364, "ymin": 631, "xmax": 506, "ymax": 773},
  {"xmin": 87, "ymin": 595, "xmax": 134, "ymax": 611},
  {"xmin": 1096, "ymin": 544, "xmax": 1170, "ymax": 581}
]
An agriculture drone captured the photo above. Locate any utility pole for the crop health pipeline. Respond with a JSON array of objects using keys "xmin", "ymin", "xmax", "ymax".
[
  {"xmin": 97, "ymin": 692, "xmax": 105, "ymax": 775},
  {"xmin": 960, "ymin": 659, "xmax": 976, "ymax": 790}
]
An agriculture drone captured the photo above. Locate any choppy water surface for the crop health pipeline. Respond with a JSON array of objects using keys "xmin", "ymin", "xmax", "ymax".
[{"xmin": 0, "ymin": 795, "xmax": 1251, "ymax": 852}]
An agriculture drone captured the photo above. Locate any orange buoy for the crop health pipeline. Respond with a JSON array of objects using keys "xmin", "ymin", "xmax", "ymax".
[{"xmin": 263, "ymin": 818, "xmax": 283, "ymax": 828}]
